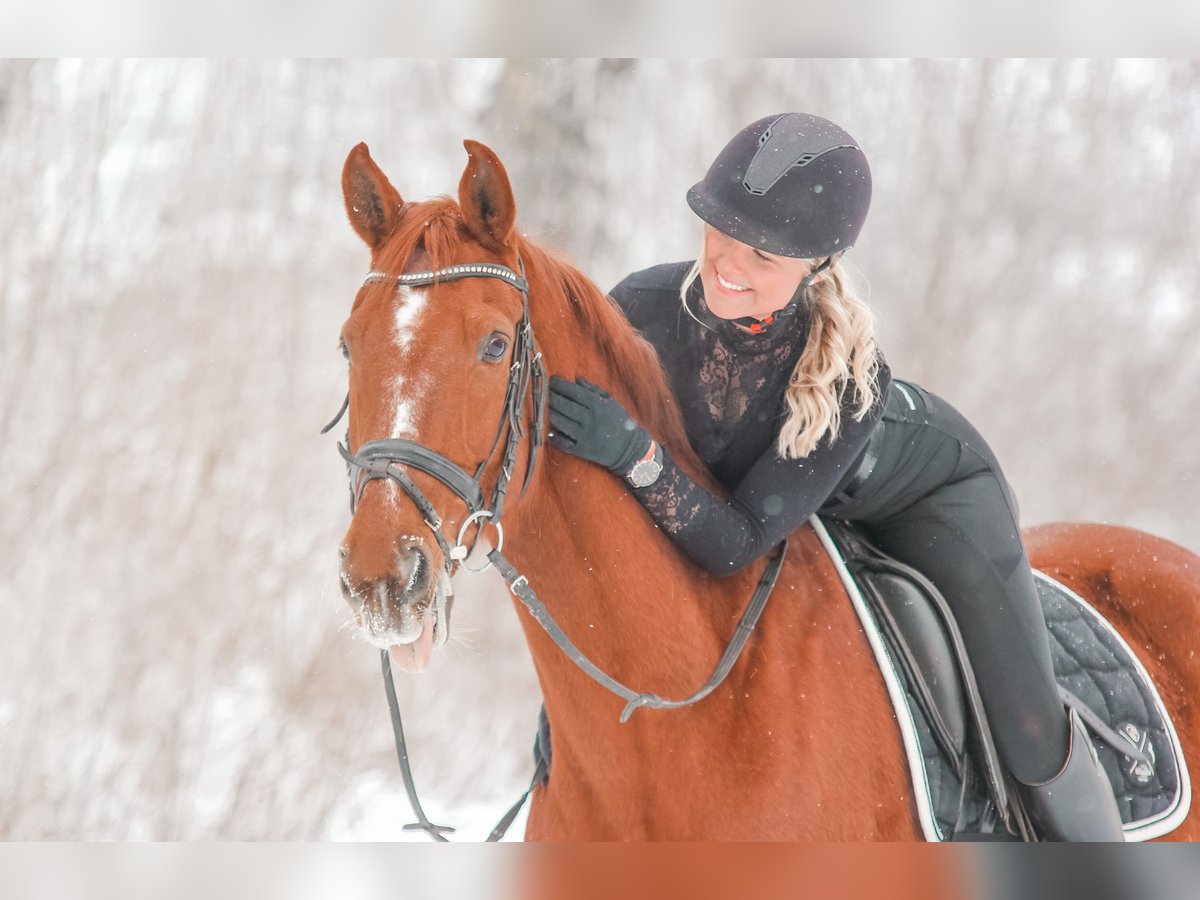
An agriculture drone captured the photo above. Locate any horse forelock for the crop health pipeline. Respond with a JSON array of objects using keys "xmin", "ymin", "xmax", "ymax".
[{"xmin": 369, "ymin": 196, "xmax": 467, "ymax": 276}]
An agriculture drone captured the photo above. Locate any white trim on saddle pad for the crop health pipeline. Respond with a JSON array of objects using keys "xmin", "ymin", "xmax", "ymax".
[{"xmin": 808, "ymin": 516, "xmax": 1192, "ymax": 842}]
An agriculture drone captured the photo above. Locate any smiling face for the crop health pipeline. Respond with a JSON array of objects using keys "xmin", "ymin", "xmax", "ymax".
[{"xmin": 698, "ymin": 224, "xmax": 817, "ymax": 321}]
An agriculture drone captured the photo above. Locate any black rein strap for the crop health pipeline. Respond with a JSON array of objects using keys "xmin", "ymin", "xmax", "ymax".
[{"xmin": 489, "ymin": 541, "xmax": 788, "ymax": 723}]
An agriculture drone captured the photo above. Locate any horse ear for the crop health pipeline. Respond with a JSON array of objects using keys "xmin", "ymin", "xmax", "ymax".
[
  {"xmin": 342, "ymin": 142, "xmax": 405, "ymax": 251},
  {"xmin": 459, "ymin": 140, "xmax": 517, "ymax": 253}
]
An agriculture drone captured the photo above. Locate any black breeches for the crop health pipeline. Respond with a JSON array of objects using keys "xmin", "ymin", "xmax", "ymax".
[{"xmin": 827, "ymin": 382, "xmax": 1069, "ymax": 783}]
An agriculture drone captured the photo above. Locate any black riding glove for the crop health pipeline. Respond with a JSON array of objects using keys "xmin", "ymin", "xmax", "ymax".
[{"xmin": 547, "ymin": 376, "xmax": 652, "ymax": 475}]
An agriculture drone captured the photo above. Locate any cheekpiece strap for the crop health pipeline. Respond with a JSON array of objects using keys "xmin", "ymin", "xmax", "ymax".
[{"xmin": 364, "ymin": 263, "xmax": 529, "ymax": 294}]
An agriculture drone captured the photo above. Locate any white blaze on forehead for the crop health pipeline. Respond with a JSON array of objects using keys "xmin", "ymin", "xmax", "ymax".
[{"xmin": 390, "ymin": 286, "xmax": 431, "ymax": 439}]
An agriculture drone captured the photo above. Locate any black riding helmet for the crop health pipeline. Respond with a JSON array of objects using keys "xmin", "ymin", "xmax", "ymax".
[{"xmin": 687, "ymin": 112, "xmax": 872, "ymax": 260}]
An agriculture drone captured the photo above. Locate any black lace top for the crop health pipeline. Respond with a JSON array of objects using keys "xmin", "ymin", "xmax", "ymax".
[{"xmin": 610, "ymin": 261, "xmax": 891, "ymax": 574}]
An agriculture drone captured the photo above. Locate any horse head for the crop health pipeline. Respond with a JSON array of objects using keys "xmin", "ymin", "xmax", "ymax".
[{"xmin": 335, "ymin": 140, "xmax": 542, "ymax": 673}]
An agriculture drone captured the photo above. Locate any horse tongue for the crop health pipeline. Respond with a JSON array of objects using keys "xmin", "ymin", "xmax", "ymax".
[{"xmin": 389, "ymin": 617, "xmax": 436, "ymax": 673}]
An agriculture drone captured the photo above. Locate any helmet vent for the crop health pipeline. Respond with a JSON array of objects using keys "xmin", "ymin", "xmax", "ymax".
[{"xmin": 743, "ymin": 112, "xmax": 859, "ymax": 196}]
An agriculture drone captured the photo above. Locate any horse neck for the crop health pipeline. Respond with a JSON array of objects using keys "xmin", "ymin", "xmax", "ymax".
[
  {"xmin": 505, "ymin": 452, "xmax": 761, "ymax": 700},
  {"xmin": 503, "ymin": 249, "xmax": 761, "ymax": 699}
]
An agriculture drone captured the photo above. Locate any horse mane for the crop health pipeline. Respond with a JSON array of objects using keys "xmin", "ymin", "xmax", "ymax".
[
  {"xmin": 371, "ymin": 196, "xmax": 712, "ymax": 487},
  {"xmin": 515, "ymin": 238, "xmax": 713, "ymax": 486}
]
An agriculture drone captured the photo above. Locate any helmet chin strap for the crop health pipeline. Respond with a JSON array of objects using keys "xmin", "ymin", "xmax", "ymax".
[{"xmin": 729, "ymin": 254, "xmax": 837, "ymax": 334}]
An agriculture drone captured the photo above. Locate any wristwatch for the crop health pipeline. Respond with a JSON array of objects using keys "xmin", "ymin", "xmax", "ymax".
[{"xmin": 625, "ymin": 441, "xmax": 664, "ymax": 488}]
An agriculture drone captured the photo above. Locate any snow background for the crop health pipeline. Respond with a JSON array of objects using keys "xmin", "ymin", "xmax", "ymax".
[{"xmin": 1, "ymin": 59, "xmax": 1198, "ymax": 840}]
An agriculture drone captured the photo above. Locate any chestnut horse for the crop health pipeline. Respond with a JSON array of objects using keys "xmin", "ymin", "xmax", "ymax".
[{"xmin": 334, "ymin": 139, "xmax": 1200, "ymax": 840}]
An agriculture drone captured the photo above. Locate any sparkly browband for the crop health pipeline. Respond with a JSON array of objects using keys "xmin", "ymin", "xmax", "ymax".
[{"xmin": 364, "ymin": 263, "xmax": 528, "ymax": 294}]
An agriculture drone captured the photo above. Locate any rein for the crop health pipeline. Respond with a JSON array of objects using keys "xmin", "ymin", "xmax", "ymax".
[{"xmin": 327, "ymin": 257, "xmax": 788, "ymax": 841}]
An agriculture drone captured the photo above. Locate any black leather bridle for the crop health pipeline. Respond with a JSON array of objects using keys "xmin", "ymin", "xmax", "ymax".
[
  {"xmin": 324, "ymin": 260, "xmax": 547, "ymax": 572},
  {"xmin": 325, "ymin": 257, "xmax": 787, "ymax": 841}
]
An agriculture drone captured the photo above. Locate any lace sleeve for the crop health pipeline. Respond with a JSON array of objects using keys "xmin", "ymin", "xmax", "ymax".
[
  {"xmin": 631, "ymin": 384, "xmax": 886, "ymax": 576},
  {"xmin": 630, "ymin": 448, "xmax": 770, "ymax": 575}
]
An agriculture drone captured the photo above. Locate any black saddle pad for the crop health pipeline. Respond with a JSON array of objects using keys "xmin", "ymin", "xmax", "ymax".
[{"xmin": 812, "ymin": 517, "xmax": 1190, "ymax": 842}]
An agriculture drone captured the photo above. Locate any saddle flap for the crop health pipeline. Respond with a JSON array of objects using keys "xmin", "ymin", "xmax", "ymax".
[{"xmin": 869, "ymin": 571, "xmax": 968, "ymax": 759}]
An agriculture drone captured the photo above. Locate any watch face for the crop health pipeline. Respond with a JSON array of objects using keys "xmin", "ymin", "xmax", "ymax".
[{"xmin": 627, "ymin": 456, "xmax": 663, "ymax": 488}]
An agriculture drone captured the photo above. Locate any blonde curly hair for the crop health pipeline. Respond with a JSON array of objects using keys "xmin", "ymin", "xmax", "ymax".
[{"xmin": 680, "ymin": 246, "xmax": 882, "ymax": 460}]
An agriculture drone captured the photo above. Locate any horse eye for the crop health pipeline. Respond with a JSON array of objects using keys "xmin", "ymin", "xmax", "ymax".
[
  {"xmin": 482, "ymin": 333, "xmax": 510, "ymax": 362},
  {"xmin": 340, "ymin": 342, "xmax": 351, "ymax": 366}
]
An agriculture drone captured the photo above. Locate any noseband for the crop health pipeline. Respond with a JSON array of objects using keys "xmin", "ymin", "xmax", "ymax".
[{"xmin": 323, "ymin": 259, "xmax": 547, "ymax": 571}]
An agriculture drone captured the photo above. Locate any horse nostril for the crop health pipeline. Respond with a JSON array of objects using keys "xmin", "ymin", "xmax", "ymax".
[
  {"xmin": 339, "ymin": 567, "xmax": 362, "ymax": 608},
  {"xmin": 399, "ymin": 545, "xmax": 432, "ymax": 599},
  {"xmin": 338, "ymin": 545, "xmax": 349, "ymax": 561}
]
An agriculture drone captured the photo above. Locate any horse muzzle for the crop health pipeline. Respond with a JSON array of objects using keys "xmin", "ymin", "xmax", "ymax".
[{"xmin": 339, "ymin": 544, "xmax": 453, "ymax": 672}]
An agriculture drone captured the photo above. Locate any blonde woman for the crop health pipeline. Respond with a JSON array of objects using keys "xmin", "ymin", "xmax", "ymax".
[{"xmin": 547, "ymin": 113, "xmax": 1122, "ymax": 841}]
